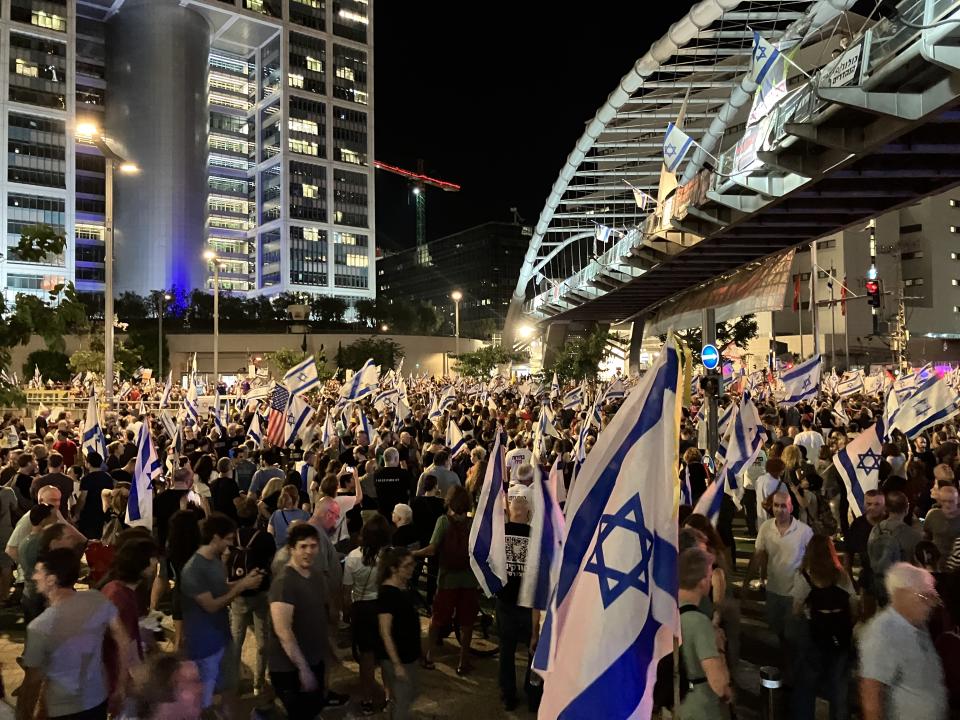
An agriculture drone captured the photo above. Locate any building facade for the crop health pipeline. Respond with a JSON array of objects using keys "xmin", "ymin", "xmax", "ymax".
[
  {"xmin": 0, "ymin": 0, "xmax": 375, "ymax": 304},
  {"xmin": 377, "ymin": 222, "xmax": 531, "ymax": 338}
]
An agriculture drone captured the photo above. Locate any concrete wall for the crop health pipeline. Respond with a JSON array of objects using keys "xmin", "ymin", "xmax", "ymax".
[{"xmin": 10, "ymin": 333, "xmax": 484, "ymax": 380}]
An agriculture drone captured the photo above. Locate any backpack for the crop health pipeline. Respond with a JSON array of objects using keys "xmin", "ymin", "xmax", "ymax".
[
  {"xmin": 227, "ymin": 528, "xmax": 266, "ymax": 590},
  {"xmin": 439, "ymin": 516, "xmax": 471, "ymax": 571},
  {"xmin": 803, "ymin": 572, "xmax": 853, "ymax": 652},
  {"xmin": 867, "ymin": 524, "xmax": 903, "ymax": 583},
  {"xmin": 653, "ymin": 605, "xmax": 708, "ymax": 710}
]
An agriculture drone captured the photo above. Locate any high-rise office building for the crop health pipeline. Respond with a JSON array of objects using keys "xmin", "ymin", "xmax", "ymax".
[{"xmin": 0, "ymin": 0, "xmax": 375, "ymax": 303}]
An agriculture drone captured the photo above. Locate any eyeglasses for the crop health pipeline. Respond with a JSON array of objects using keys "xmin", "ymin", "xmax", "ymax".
[{"xmin": 914, "ymin": 590, "xmax": 942, "ymax": 606}]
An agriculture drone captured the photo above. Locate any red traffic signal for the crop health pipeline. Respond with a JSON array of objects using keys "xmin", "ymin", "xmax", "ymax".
[{"xmin": 865, "ymin": 279, "xmax": 881, "ymax": 307}]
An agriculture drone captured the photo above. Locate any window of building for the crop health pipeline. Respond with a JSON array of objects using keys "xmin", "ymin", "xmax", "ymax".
[
  {"xmin": 11, "ymin": 0, "xmax": 67, "ymax": 32},
  {"xmin": 901, "ymin": 251, "xmax": 925, "ymax": 260},
  {"xmin": 333, "ymin": 0, "xmax": 368, "ymax": 42},
  {"xmin": 290, "ymin": 161, "xmax": 327, "ymax": 222},
  {"xmin": 289, "ymin": 33, "xmax": 326, "ymax": 95},
  {"xmin": 904, "ymin": 278, "xmax": 925, "ymax": 286},
  {"xmin": 243, "ymin": 0, "xmax": 281, "ymax": 18},
  {"xmin": 260, "ymin": 40, "xmax": 281, "ymax": 100},
  {"xmin": 901, "ymin": 223, "xmax": 923, "ymax": 234},
  {"xmin": 289, "ymin": 96, "xmax": 326, "ymax": 158},
  {"xmin": 260, "ymin": 166, "xmax": 282, "ymax": 224},
  {"xmin": 8, "ymin": 112, "xmax": 66, "ymax": 188},
  {"xmin": 291, "ymin": 0, "xmax": 325, "ymax": 30},
  {"xmin": 333, "ymin": 44, "xmax": 367, "ymax": 105},
  {"xmin": 7, "ymin": 193, "xmax": 65, "ymax": 265},
  {"xmin": 290, "ymin": 226, "xmax": 328, "ymax": 286},
  {"xmin": 8, "ymin": 33, "xmax": 67, "ymax": 110},
  {"xmin": 75, "ymin": 244, "xmax": 104, "ymax": 263},
  {"xmin": 816, "ymin": 239, "xmax": 836, "ymax": 250},
  {"xmin": 333, "ymin": 170, "xmax": 368, "ymax": 228},
  {"xmin": 8, "ymin": 273, "xmax": 62, "ymax": 290},
  {"xmin": 332, "ymin": 107, "xmax": 367, "ymax": 165},
  {"xmin": 259, "ymin": 229, "xmax": 282, "ymax": 289},
  {"xmin": 333, "ymin": 231, "xmax": 368, "ymax": 288}
]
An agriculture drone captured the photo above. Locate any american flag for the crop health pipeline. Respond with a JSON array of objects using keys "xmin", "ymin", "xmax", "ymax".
[{"xmin": 265, "ymin": 384, "xmax": 290, "ymax": 446}]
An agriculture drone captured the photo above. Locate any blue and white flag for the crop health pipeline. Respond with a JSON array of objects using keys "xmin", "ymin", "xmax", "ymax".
[
  {"xmin": 693, "ymin": 479, "xmax": 724, "ymax": 525},
  {"xmin": 778, "ymin": 354, "xmax": 822, "ymax": 407},
  {"xmin": 834, "ymin": 419, "xmax": 885, "ymax": 517},
  {"xmin": 469, "ymin": 426, "xmax": 508, "ymax": 597},
  {"xmin": 284, "ymin": 356, "xmax": 320, "ymax": 398},
  {"xmin": 594, "ymin": 224, "xmax": 612, "ymax": 243},
  {"xmin": 183, "ymin": 384, "xmax": 200, "ymax": 426},
  {"xmin": 663, "ymin": 122, "xmax": 694, "ymax": 173},
  {"xmin": 533, "ymin": 340, "xmax": 681, "ymax": 719},
  {"xmin": 438, "ymin": 386, "xmax": 457, "ymax": 412},
  {"xmin": 837, "ymin": 370, "xmax": 865, "ymax": 398},
  {"xmin": 604, "ymin": 377, "xmax": 626, "ymax": 402},
  {"xmin": 81, "ymin": 392, "xmax": 107, "ymax": 461},
  {"xmin": 427, "ymin": 395, "xmax": 442, "ymax": 422},
  {"xmin": 284, "ymin": 394, "xmax": 315, "ymax": 447},
  {"xmin": 750, "ymin": 30, "xmax": 782, "ymax": 85},
  {"xmin": 717, "ymin": 395, "xmax": 765, "ymax": 510},
  {"xmin": 339, "ymin": 359, "xmax": 379, "ymax": 401},
  {"xmin": 373, "ymin": 386, "xmax": 399, "ymax": 412},
  {"xmin": 446, "ymin": 419, "xmax": 467, "ymax": 457},
  {"xmin": 211, "ymin": 391, "xmax": 227, "ymax": 436},
  {"xmin": 534, "ymin": 406, "xmax": 562, "ymax": 459},
  {"xmin": 159, "ymin": 371, "xmax": 173, "ymax": 409},
  {"xmin": 320, "ymin": 409, "xmax": 337, "ymax": 446},
  {"xmin": 126, "ymin": 421, "xmax": 160, "ymax": 528},
  {"xmin": 359, "ymin": 412, "xmax": 379, "ymax": 448},
  {"xmin": 562, "ymin": 385, "xmax": 583, "ymax": 411},
  {"xmin": 247, "ymin": 412, "xmax": 264, "ymax": 448},
  {"xmin": 519, "ymin": 465, "xmax": 566, "ymax": 611},
  {"xmin": 833, "ymin": 399, "xmax": 850, "ymax": 426},
  {"xmin": 550, "ymin": 372, "xmax": 560, "ymax": 400},
  {"xmin": 887, "ymin": 376, "xmax": 960, "ymax": 439}
]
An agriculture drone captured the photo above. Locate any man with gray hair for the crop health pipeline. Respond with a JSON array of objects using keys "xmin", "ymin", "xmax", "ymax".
[
  {"xmin": 859, "ymin": 562, "xmax": 947, "ymax": 720},
  {"xmin": 374, "ymin": 446, "xmax": 413, "ymax": 520}
]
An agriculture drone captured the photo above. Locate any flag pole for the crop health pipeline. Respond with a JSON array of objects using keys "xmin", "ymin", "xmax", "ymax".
[{"xmin": 798, "ymin": 279, "xmax": 805, "ymax": 359}]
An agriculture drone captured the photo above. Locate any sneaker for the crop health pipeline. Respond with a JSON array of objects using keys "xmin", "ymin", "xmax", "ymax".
[
  {"xmin": 325, "ymin": 690, "xmax": 349, "ymax": 707},
  {"xmin": 360, "ymin": 701, "xmax": 377, "ymax": 716}
]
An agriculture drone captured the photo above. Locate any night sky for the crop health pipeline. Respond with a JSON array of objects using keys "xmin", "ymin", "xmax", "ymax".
[{"xmin": 372, "ymin": 3, "xmax": 675, "ymax": 251}]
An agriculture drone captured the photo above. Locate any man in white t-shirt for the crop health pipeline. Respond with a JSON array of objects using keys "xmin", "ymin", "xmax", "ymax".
[
  {"xmin": 793, "ymin": 419, "xmax": 824, "ymax": 463},
  {"xmin": 505, "ymin": 436, "xmax": 532, "ymax": 483},
  {"xmin": 755, "ymin": 457, "xmax": 786, "ymax": 525},
  {"xmin": 742, "ymin": 446, "xmax": 767, "ymax": 535}
]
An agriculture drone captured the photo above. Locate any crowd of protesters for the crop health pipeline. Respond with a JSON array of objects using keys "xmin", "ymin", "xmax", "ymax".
[{"xmin": 0, "ymin": 373, "xmax": 959, "ymax": 720}]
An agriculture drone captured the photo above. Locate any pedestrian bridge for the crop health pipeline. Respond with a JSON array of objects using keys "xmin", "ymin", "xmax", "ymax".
[{"xmin": 505, "ymin": 0, "xmax": 960, "ymax": 350}]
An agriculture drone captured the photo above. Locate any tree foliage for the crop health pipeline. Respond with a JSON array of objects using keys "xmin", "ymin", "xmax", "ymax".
[
  {"xmin": 336, "ymin": 337, "xmax": 404, "ymax": 373},
  {"xmin": 11, "ymin": 225, "xmax": 66, "ymax": 264},
  {"xmin": 664, "ymin": 315, "xmax": 759, "ymax": 365},
  {"xmin": 68, "ymin": 332, "xmax": 147, "ymax": 377},
  {"xmin": 549, "ymin": 327, "xmax": 611, "ymax": 382},
  {"xmin": 24, "ymin": 350, "xmax": 71, "ymax": 382},
  {"xmin": 453, "ymin": 345, "xmax": 529, "ymax": 378}
]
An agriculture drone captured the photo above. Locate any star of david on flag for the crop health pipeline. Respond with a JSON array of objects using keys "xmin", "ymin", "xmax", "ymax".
[
  {"xmin": 834, "ymin": 419, "xmax": 885, "ymax": 516},
  {"xmin": 663, "ymin": 122, "xmax": 694, "ymax": 173},
  {"xmin": 750, "ymin": 30, "xmax": 782, "ymax": 85},
  {"xmin": 283, "ymin": 356, "xmax": 320, "ymax": 398},
  {"xmin": 887, "ymin": 375, "xmax": 960, "ymax": 439},
  {"xmin": 533, "ymin": 339, "xmax": 681, "ymax": 719}
]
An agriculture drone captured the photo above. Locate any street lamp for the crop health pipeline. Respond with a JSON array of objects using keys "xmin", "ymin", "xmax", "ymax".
[
  {"xmin": 451, "ymin": 290, "xmax": 462, "ymax": 368},
  {"xmin": 381, "ymin": 324, "xmax": 389, "ymax": 333},
  {"xmin": 157, "ymin": 292, "xmax": 172, "ymax": 380},
  {"xmin": 203, "ymin": 250, "xmax": 221, "ymax": 388},
  {"xmin": 76, "ymin": 123, "xmax": 139, "ymax": 408}
]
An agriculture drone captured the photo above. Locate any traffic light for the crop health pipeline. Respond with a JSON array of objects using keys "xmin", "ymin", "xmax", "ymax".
[{"xmin": 866, "ymin": 278, "xmax": 881, "ymax": 307}]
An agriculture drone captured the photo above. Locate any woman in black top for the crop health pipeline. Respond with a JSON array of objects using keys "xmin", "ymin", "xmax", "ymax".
[{"xmin": 377, "ymin": 547, "xmax": 420, "ymax": 720}]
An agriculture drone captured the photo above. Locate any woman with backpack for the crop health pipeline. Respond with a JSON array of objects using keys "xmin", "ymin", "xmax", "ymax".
[
  {"xmin": 412, "ymin": 485, "xmax": 479, "ymax": 675},
  {"xmin": 790, "ymin": 535, "xmax": 857, "ymax": 720}
]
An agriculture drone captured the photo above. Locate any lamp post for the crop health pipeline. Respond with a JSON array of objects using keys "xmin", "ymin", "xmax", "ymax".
[
  {"xmin": 204, "ymin": 251, "xmax": 221, "ymax": 389},
  {"xmin": 76, "ymin": 123, "xmax": 139, "ymax": 408},
  {"xmin": 158, "ymin": 292, "xmax": 171, "ymax": 379},
  {"xmin": 451, "ymin": 290, "xmax": 462, "ymax": 371}
]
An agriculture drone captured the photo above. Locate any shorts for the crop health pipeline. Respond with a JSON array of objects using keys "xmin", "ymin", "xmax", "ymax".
[
  {"xmin": 430, "ymin": 587, "xmax": 479, "ymax": 631},
  {"xmin": 351, "ymin": 599, "xmax": 380, "ymax": 653}
]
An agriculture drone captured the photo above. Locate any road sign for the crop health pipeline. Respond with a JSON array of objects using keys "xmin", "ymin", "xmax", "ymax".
[{"xmin": 701, "ymin": 344, "xmax": 720, "ymax": 370}]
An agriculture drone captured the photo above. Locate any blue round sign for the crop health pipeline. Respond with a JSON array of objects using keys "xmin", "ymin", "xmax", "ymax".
[{"xmin": 701, "ymin": 344, "xmax": 720, "ymax": 370}]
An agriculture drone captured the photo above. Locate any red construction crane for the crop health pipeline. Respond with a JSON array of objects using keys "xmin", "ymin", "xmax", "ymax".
[{"xmin": 374, "ymin": 159, "xmax": 461, "ymax": 248}]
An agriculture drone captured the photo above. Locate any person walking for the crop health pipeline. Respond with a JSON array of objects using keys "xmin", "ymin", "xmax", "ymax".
[{"xmin": 377, "ymin": 547, "xmax": 421, "ymax": 720}]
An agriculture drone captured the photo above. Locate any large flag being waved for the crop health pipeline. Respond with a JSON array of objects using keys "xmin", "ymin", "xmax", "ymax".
[
  {"xmin": 779, "ymin": 354, "xmax": 822, "ymax": 407},
  {"xmin": 834, "ymin": 419, "xmax": 885, "ymax": 517},
  {"xmin": 283, "ymin": 356, "xmax": 320, "ymax": 397},
  {"xmin": 183, "ymin": 384, "xmax": 200, "ymax": 426},
  {"xmin": 469, "ymin": 426, "xmax": 508, "ymax": 598},
  {"xmin": 247, "ymin": 412, "xmax": 264, "ymax": 448},
  {"xmin": 887, "ymin": 376, "xmax": 960, "ymax": 439},
  {"xmin": 717, "ymin": 394, "xmax": 765, "ymax": 509},
  {"xmin": 534, "ymin": 340, "xmax": 681, "ymax": 719},
  {"xmin": 265, "ymin": 384, "xmax": 291, "ymax": 446},
  {"xmin": 82, "ymin": 392, "xmax": 107, "ymax": 461},
  {"xmin": 518, "ymin": 466, "xmax": 565, "ymax": 610},
  {"xmin": 159, "ymin": 370, "xmax": 173, "ymax": 409},
  {"xmin": 126, "ymin": 421, "xmax": 160, "ymax": 528},
  {"xmin": 562, "ymin": 385, "xmax": 583, "ymax": 411},
  {"xmin": 340, "ymin": 359, "xmax": 379, "ymax": 401},
  {"xmin": 320, "ymin": 409, "xmax": 337, "ymax": 446},
  {"xmin": 663, "ymin": 122, "xmax": 694, "ymax": 173},
  {"xmin": 284, "ymin": 394, "xmax": 315, "ymax": 447},
  {"xmin": 550, "ymin": 373, "xmax": 560, "ymax": 400},
  {"xmin": 446, "ymin": 419, "xmax": 467, "ymax": 457},
  {"xmin": 837, "ymin": 370, "xmax": 865, "ymax": 398},
  {"xmin": 750, "ymin": 30, "xmax": 782, "ymax": 85}
]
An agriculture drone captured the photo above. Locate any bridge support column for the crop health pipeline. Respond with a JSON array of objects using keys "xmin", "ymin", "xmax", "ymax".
[
  {"xmin": 627, "ymin": 318, "xmax": 646, "ymax": 376},
  {"xmin": 543, "ymin": 322, "xmax": 569, "ymax": 370}
]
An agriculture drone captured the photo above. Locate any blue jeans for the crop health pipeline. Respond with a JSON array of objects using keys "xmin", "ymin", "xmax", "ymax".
[{"xmin": 792, "ymin": 625, "xmax": 850, "ymax": 720}]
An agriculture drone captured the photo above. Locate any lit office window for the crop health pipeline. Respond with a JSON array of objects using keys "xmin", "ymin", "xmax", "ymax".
[
  {"xmin": 333, "ymin": 232, "xmax": 369, "ymax": 288},
  {"xmin": 290, "ymin": 162, "xmax": 327, "ymax": 222},
  {"xmin": 332, "ymin": 107, "xmax": 367, "ymax": 165},
  {"xmin": 9, "ymin": 33, "xmax": 67, "ymax": 109},
  {"xmin": 291, "ymin": 0, "xmax": 325, "ymax": 30},
  {"xmin": 8, "ymin": 112, "xmax": 66, "ymax": 188},
  {"xmin": 289, "ymin": 33, "xmax": 326, "ymax": 95},
  {"xmin": 333, "ymin": 170, "xmax": 368, "ymax": 228},
  {"xmin": 333, "ymin": 45, "xmax": 367, "ymax": 105},
  {"xmin": 333, "ymin": 0, "xmax": 368, "ymax": 42},
  {"xmin": 290, "ymin": 226, "xmax": 328, "ymax": 287}
]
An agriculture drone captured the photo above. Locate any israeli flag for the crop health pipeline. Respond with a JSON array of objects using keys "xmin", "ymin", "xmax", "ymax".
[
  {"xmin": 833, "ymin": 399, "xmax": 850, "ymax": 426},
  {"xmin": 693, "ymin": 479, "xmax": 724, "ymax": 525},
  {"xmin": 373, "ymin": 387, "xmax": 399, "ymax": 412},
  {"xmin": 594, "ymin": 224, "xmax": 612, "ymax": 243},
  {"xmin": 779, "ymin": 354, "xmax": 822, "ymax": 407},
  {"xmin": 562, "ymin": 385, "xmax": 583, "ymax": 411},
  {"xmin": 534, "ymin": 406, "xmax": 562, "ymax": 458},
  {"xmin": 533, "ymin": 340, "xmax": 681, "ymax": 720},
  {"xmin": 717, "ymin": 395, "xmax": 765, "ymax": 510},
  {"xmin": 446, "ymin": 419, "xmax": 467, "ymax": 457},
  {"xmin": 320, "ymin": 410, "xmax": 337, "ymax": 446},
  {"xmin": 834, "ymin": 419, "xmax": 885, "ymax": 516},
  {"xmin": 887, "ymin": 376, "xmax": 960, "ymax": 439},
  {"xmin": 604, "ymin": 377, "xmax": 626, "ymax": 402},
  {"xmin": 519, "ymin": 465, "xmax": 566, "ymax": 610},
  {"xmin": 663, "ymin": 122, "xmax": 694, "ymax": 173},
  {"xmin": 340, "ymin": 359, "xmax": 379, "ymax": 401},
  {"xmin": 550, "ymin": 372, "xmax": 560, "ymax": 400},
  {"xmin": 438, "ymin": 386, "xmax": 457, "ymax": 412},
  {"xmin": 359, "ymin": 412, "xmax": 379, "ymax": 448},
  {"xmin": 837, "ymin": 370, "xmax": 865, "ymax": 398},
  {"xmin": 284, "ymin": 394, "xmax": 315, "ymax": 447},
  {"xmin": 183, "ymin": 384, "xmax": 200, "ymax": 426},
  {"xmin": 468, "ymin": 426, "xmax": 508, "ymax": 597},
  {"xmin": 81, "ymin": 392, "xmax": 107, "ymax": 461},
  {"xmin": 246, "ymin": 412, "xmax": 264, "ymax": 448},
  {"xmin": 284, "ymin": 356, "xmax": 320, "ymax": 398},
  {"xmin": 427, "ymin": 396, "xmax": 442, "ymax": 422},
  {"xmin": 395, "ymin": 397, "xmax": 412, "ymax": 423},
  {"xmin": 159, "ymin": 371, "xmax": 173, "ymax": 409},
  {"xmin": 750, "ymin": 30, "xmax": 782, "ymax": 85},
  {"xmin": 211, "ymin": 392, "xmax": 227, "ymax": 436},
  {"xmin": 126, "ymin": 421, "xmax": 160, "ymax": 528}
]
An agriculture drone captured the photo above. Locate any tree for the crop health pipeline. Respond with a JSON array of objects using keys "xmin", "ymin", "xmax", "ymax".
[
  {"xmin": 339, "ymin": 336, "xmax": 404, "ymax": 372},
  {"xmin": 69, "ymin": 333, "xmax": 147, "ymax": 377},
  {"xmin": 23, "ymin": 350, "xmax": 71, "ymax": 383},
  {"xmin": 665, "ymin": 315, "xmax": 759, "ymax": 365},
  {"xmin": 115, "ymin": 292, "xmax": 150, "ymax": 322},
  {"xmin": 11, "ymin": 224, "xmax": 66, "ymax": 264},
  {"xmin": 453, "ymin": 345, "xmax": 529, "ymax": 378},
  {"xmin": 412, "ymin": 301, "xmax": 443, "ymax": 335},
  {"xmin": 354, "ymin": 298, "xmax": 377, "ymax": 328},
  {"xmin": 265, "ymin": 347, "xmax": 333, "ymax": 380},
  {"xmin": 273, "ymin": 292, "xmax": 305, "ymax": 321},
  {"xmin": 310, "ymin": 296, "xmax": 348, "ymax": 325},
  {"xmin": 549, "ymin": 327, "xmax": 611, "ymax": 382},
  {"xmin": 12, "ymin": 284, "xmax": 89, "ymax": 354}
]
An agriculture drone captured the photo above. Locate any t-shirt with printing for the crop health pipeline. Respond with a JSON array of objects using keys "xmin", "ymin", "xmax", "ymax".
[
  {"xmin": 179, "ymin": 551, "xmax": 232, "ymax": 660},
  {"xmin": 267, "ymin": 565, "xmax": 329, "ymax": 672},
  {"xmin": 499, "ymin": 521, "xmax": 530, "ymax": 605},
  {"xmin": 22, "ymin": 590, "xmax": 118, "ymax": 717},
  {"xmin": 77, "ymin": 470, "xmax": 114, "ymax": 540},
  {"xmin": 505, "ymin": 447, "xmax": 532, "ymax": 481},
  {"xmin": 374, "ymin": 466, "xmax": 413, "ymax": 517},
  {"xmin": 376, "ymin": 584, "xmax": 421, "ymax": 664}
]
